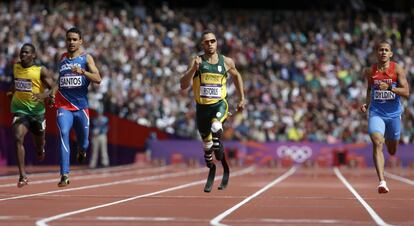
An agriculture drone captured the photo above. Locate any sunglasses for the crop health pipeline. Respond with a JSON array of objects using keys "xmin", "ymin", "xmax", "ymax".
[{"xmin": 203, "ymin": 39, "xmax": 217, "ymax": 44}]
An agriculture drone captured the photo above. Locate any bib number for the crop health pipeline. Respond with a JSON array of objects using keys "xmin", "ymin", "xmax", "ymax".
[
  {"xmin": 15, "ymin": 79, "xmax": 32, "ymax": 92},
  {"xmin": 374, "ymin": 90, "xmax": 395, "ymax": 100},
  {"xmin": 200, "ymin": 85, "xmax": 221, "ymax": 99},
  {"xmin": 60, "ymin": 76, "xmax": 83, "ymax": 88}
]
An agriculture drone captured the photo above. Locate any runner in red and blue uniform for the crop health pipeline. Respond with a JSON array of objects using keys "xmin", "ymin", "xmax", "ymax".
[
  {"xmin": 52, "ymin": 27, "xmax": 101, "ymax": 187},
  {"xmin": 360, "ymin": 41, "xmax": 409, "ymax": 194}
]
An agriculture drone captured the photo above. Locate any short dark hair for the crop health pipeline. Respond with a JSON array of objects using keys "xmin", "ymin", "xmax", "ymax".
[
  {"xmin": 375, "ymin": 40, "xmax": 392, "ymax": 50},
  {"xmin": 21, "ymin": 43, "xmax": 36, "ymax": 53},
  {"xmin": 66, "ymin": 27, "xmax": 82, "ymax": 39},
  {"xmin": 202, "ymin": 29, "xmax": 215, "ymax": 37}
]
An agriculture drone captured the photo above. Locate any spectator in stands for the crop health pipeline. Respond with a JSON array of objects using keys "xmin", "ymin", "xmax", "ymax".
[
  {"xmin": 89, "ymin": 108, "xmax": 110, "ymax": 168},
  {"xmin": 0, "ymin": 1, "xmax": 413, "ymax": 144}
]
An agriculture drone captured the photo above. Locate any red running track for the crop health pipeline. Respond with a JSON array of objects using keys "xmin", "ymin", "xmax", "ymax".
[{"xmin": 0, "ymin": 164, "xmax": 413, "ymax": 226}]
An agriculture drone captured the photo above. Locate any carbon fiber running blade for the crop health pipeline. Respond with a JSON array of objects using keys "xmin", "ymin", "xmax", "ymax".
[
  {"xmin": 218, "ymin": 157, "xmax": 229, "ymax": 190},
  {"xmin": 204, "ymin": 164, "xmax": 216, "ymax": 193}
]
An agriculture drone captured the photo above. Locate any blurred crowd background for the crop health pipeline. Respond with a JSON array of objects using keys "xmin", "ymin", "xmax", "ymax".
[{"xmin": 1, "ymin": 0, "xmax": 413, "ymax": 143}]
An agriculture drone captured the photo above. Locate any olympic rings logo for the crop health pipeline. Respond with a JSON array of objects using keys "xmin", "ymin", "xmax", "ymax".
[{"xmin": 276, "ymin": 145, "xmax": 313, "ymax": 163}]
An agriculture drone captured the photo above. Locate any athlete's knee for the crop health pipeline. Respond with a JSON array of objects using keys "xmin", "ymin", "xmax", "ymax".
[
  {"xmin": 80, "ymin": 141, "xmax": 89, "ymax": 151},
  {"xmin": 386, "ymin": 142, "xmax": 398, "ymax": 156},
  {"xmin": 14, "ymin": 136, "xmax": 25, "ymax": 145},
  {"xmin": 388, "ymin": 147, "xmax": 397, "ymax": 156},
  {"xmin": 34, "ymin": 138, "xmax": 45, "ymax": 149},
  {"xmin": 211, "ymin": 121, "xmax": 223, "ymax": 138},
  {"xmin": 211, "ymin": 121, "xmax": 224, "ymax": 161},
  {"xmin": 371, "ymin": 135, "xmax": 384, "ymax": 146},
  {"xmin": 59, "ymin": 128, "xmax": 71, "ymax": 138},
  {"xmin": 203, "ymin": 140, "xmax": 213, "ymax": 152}
]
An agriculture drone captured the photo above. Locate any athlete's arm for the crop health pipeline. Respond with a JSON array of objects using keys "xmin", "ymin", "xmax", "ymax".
[
  {"xmin": 84, "ymin": 54, "xmax": 101, "ymax": 84},
  {"xmin": 6, "ymin": 81, "xmax": 15, "ymax": 99},
  {"xmin": 40, "ymin": 67, "xmax": 56, "ymax": 90},
  {"xmin": 360, "ymin": 68, "xmax": 371, "ymax": 113},
  {"xmin": 32, "ymin": 67, "xmax": 56, "ymax": 101},
  {"xmin": 390, "ymin": 64, "xmax": 409, "ymax": 98},
  {"xmin": 224, "ymin": 57, "xmax": 245, "ymax": 112},
  {"xmin": 180, "ymin": 56, "xmax": 201, "ymax": 90}
]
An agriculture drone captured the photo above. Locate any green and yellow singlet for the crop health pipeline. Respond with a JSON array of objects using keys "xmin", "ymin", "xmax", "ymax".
[
  {"xmin": 193, "ymin": 54, "xmax": 228, "ymax": 105},
  {"xmin": 11, "ymin": 63, "xmax": 45, "ymax": 115}
]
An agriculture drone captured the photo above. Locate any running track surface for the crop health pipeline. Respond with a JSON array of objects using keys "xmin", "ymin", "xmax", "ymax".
[{"xmin": 0, "ymin": 164, "xmax": 413, "ymax": 226}]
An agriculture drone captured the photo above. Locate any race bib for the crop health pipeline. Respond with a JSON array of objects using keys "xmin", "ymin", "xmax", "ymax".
[
  {"xmin": 374, "ymin": 90, "xmax": 395, "ymax": 100},
  {"xmin": 60, "ymin": 76, "xmax": 83, "ymax": 88},
  {"xmin": 14, "ymin": 79, "xmax": 32, "ymax": 92},
  {"xmin": 200, "ymin": 85, "xmax": 221, "ymax": 99}
]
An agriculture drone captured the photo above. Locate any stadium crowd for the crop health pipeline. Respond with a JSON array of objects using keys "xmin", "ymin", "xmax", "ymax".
[{"xmin": 1, "ymin": 0, "xmax": 413, "ymax": 143}]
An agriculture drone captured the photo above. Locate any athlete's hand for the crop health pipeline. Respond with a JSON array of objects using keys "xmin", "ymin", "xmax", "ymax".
[
  {"xmin": 48, "ymin": 95, "xmax": 55, "ymax": 108},
  {"xmin": 192, "ymin": 56, "xmax": 202, "ymax": 71},
  {"xmin": 378, "ymin": 82, "xmax": 390, "ymax": 91},
  {"xmin": 236, "ymin": 99, "xmax": 246, "ymax": 112},
  {"xmin": 6, "ymin": 91, "xmax": 13, "ymax": 100},
  {"xmin": 32, "ymin": 92, "xmax": 49, "ymax": 101},
  {"xmin": 71, "ymin": 65, "xmax": 86, "ymax": 75},
  {"xmin": 360, "ymin": 104, "xmax": 368, "ymax": 113}
]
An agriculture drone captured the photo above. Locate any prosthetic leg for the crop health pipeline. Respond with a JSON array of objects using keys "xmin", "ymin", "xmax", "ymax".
[
  {"xmin": 211, "ymin": 121, "xmax": 230, "ymax": 191},
  {"xmin": 218, "ymin": 155, "xmax": 229, "ymax": 190},
  {"xmin": 203, "ymin": 141, "xmax": 216, "ymax": 193},
  {"xmin": 203, "ymin": 120, "xmax": 230, "ymax": 192}
]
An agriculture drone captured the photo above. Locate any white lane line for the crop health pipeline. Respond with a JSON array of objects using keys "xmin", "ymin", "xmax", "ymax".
[
  {"xmin": 0, "ymin": 215, "xmax": 33, "ymax": 220},
  {"xmin": 0, "ymin": 216, "xmax": 15, "ymax": 220},
  {"xmin": 334, "ymin": 167, "xmax": 393, "ymax": 226},
  {"xmin": 95, "ymin": 217, "xmax": 349, "ymax": 224},
  {"xmin": 210, "ymin": 166, "xmax": 297, "ymax": 226},
  {"xmin": 0, "ymin": 167, "xmax": 206, "ymax": 202},
  {"xmin": 0, "ymin": 165, "xmax": 170, "ymax": 188},
  {"xmin": 35, "ymin": 166, "xmax": 255, "ymax": 226},
  {"xmin": 385, "ymin": 172, "xmax": 414, "ymax": 185},
  {"xmin": 1, "ymin": 194, "xmax": 254, "ymax": 199},
  {"xmin": 97, "ymin": 216, "xmax": 175, "ymax": 221},
  {"xmin": 261, "ymin": 218, "xmax": 349, "ymax": 224},
  {"xmin": 95, "ymin": 216, "xmax": 204, "ymax": 222},
  {"xmin": 0, "ymin": 163, "xmax": 150, "ymax": 180}
]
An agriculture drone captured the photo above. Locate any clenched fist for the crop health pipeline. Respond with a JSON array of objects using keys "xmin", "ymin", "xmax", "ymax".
[
  {"xmin": 360, "ymin": 104, "xmax": 368, "ymax": 113},
  {"xmin": 192, "ymin": 56, "xmax": 202, "ymax": 71},
  {"xmin": 378, "ymin": 82, "xmax": 390, "ymax": 91}
]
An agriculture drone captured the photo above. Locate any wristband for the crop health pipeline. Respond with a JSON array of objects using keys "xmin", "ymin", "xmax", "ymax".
[{"xmin": 387, "ymin": 85, "xmax": 392, "ymax": 91}]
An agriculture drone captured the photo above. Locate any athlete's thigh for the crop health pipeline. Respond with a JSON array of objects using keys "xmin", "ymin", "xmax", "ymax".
[
  {"xmin": 57, "ymin": 108, "xmax": 74, "ymax": 132},
  {"xmin": 28, "ymin": 114, "xmax": 46, "ymax": 136},
  {"xmin": 196, "ymin": 108, "xmax": 213, "ymax": 139},
  {"xmin": 384, "ymin": 116, "xmax": 401, "ymax": 140},
  {"xmin": 12, "ymin": 114, "xmax": 29, "ymax": 138},
  {"xmin": 368, "ymin": 115, "xmax": 386, "ymax": 136},
  {"xmin": 72, "ymin": 109, "xmax": 90, "ymax": 136},
  {"xmin": 213, "ymin": 100, "xmax": 229, "ymax": 123}
]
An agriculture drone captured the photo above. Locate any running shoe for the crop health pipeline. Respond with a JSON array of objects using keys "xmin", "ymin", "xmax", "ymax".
[
  {"xmin": 17, "ymin": 176, "xmax": 28, "ymax": 188},
  {"xmin": 58, "ymin": 174, "xmax": 70, "ymax": 187},
  {"xmin": 37, "ymin": 149, "xmax": 45, "ymax": 161},
  {"xmin": 77, "ymin": 148, "xmax": 87, "ymax": 164},
  {"xmin": 378, "ymin": 180, "xmax": 389, "ymax": 194}
]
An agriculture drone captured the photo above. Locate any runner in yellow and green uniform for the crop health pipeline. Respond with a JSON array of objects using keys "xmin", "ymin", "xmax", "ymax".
[
  {"xmin": 180, "ymin": 30, "xmax": 245, "ymax": 192},
  {"xmin": 8, "ymin": 43, "xmax": 55, "ymax": 187}
]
